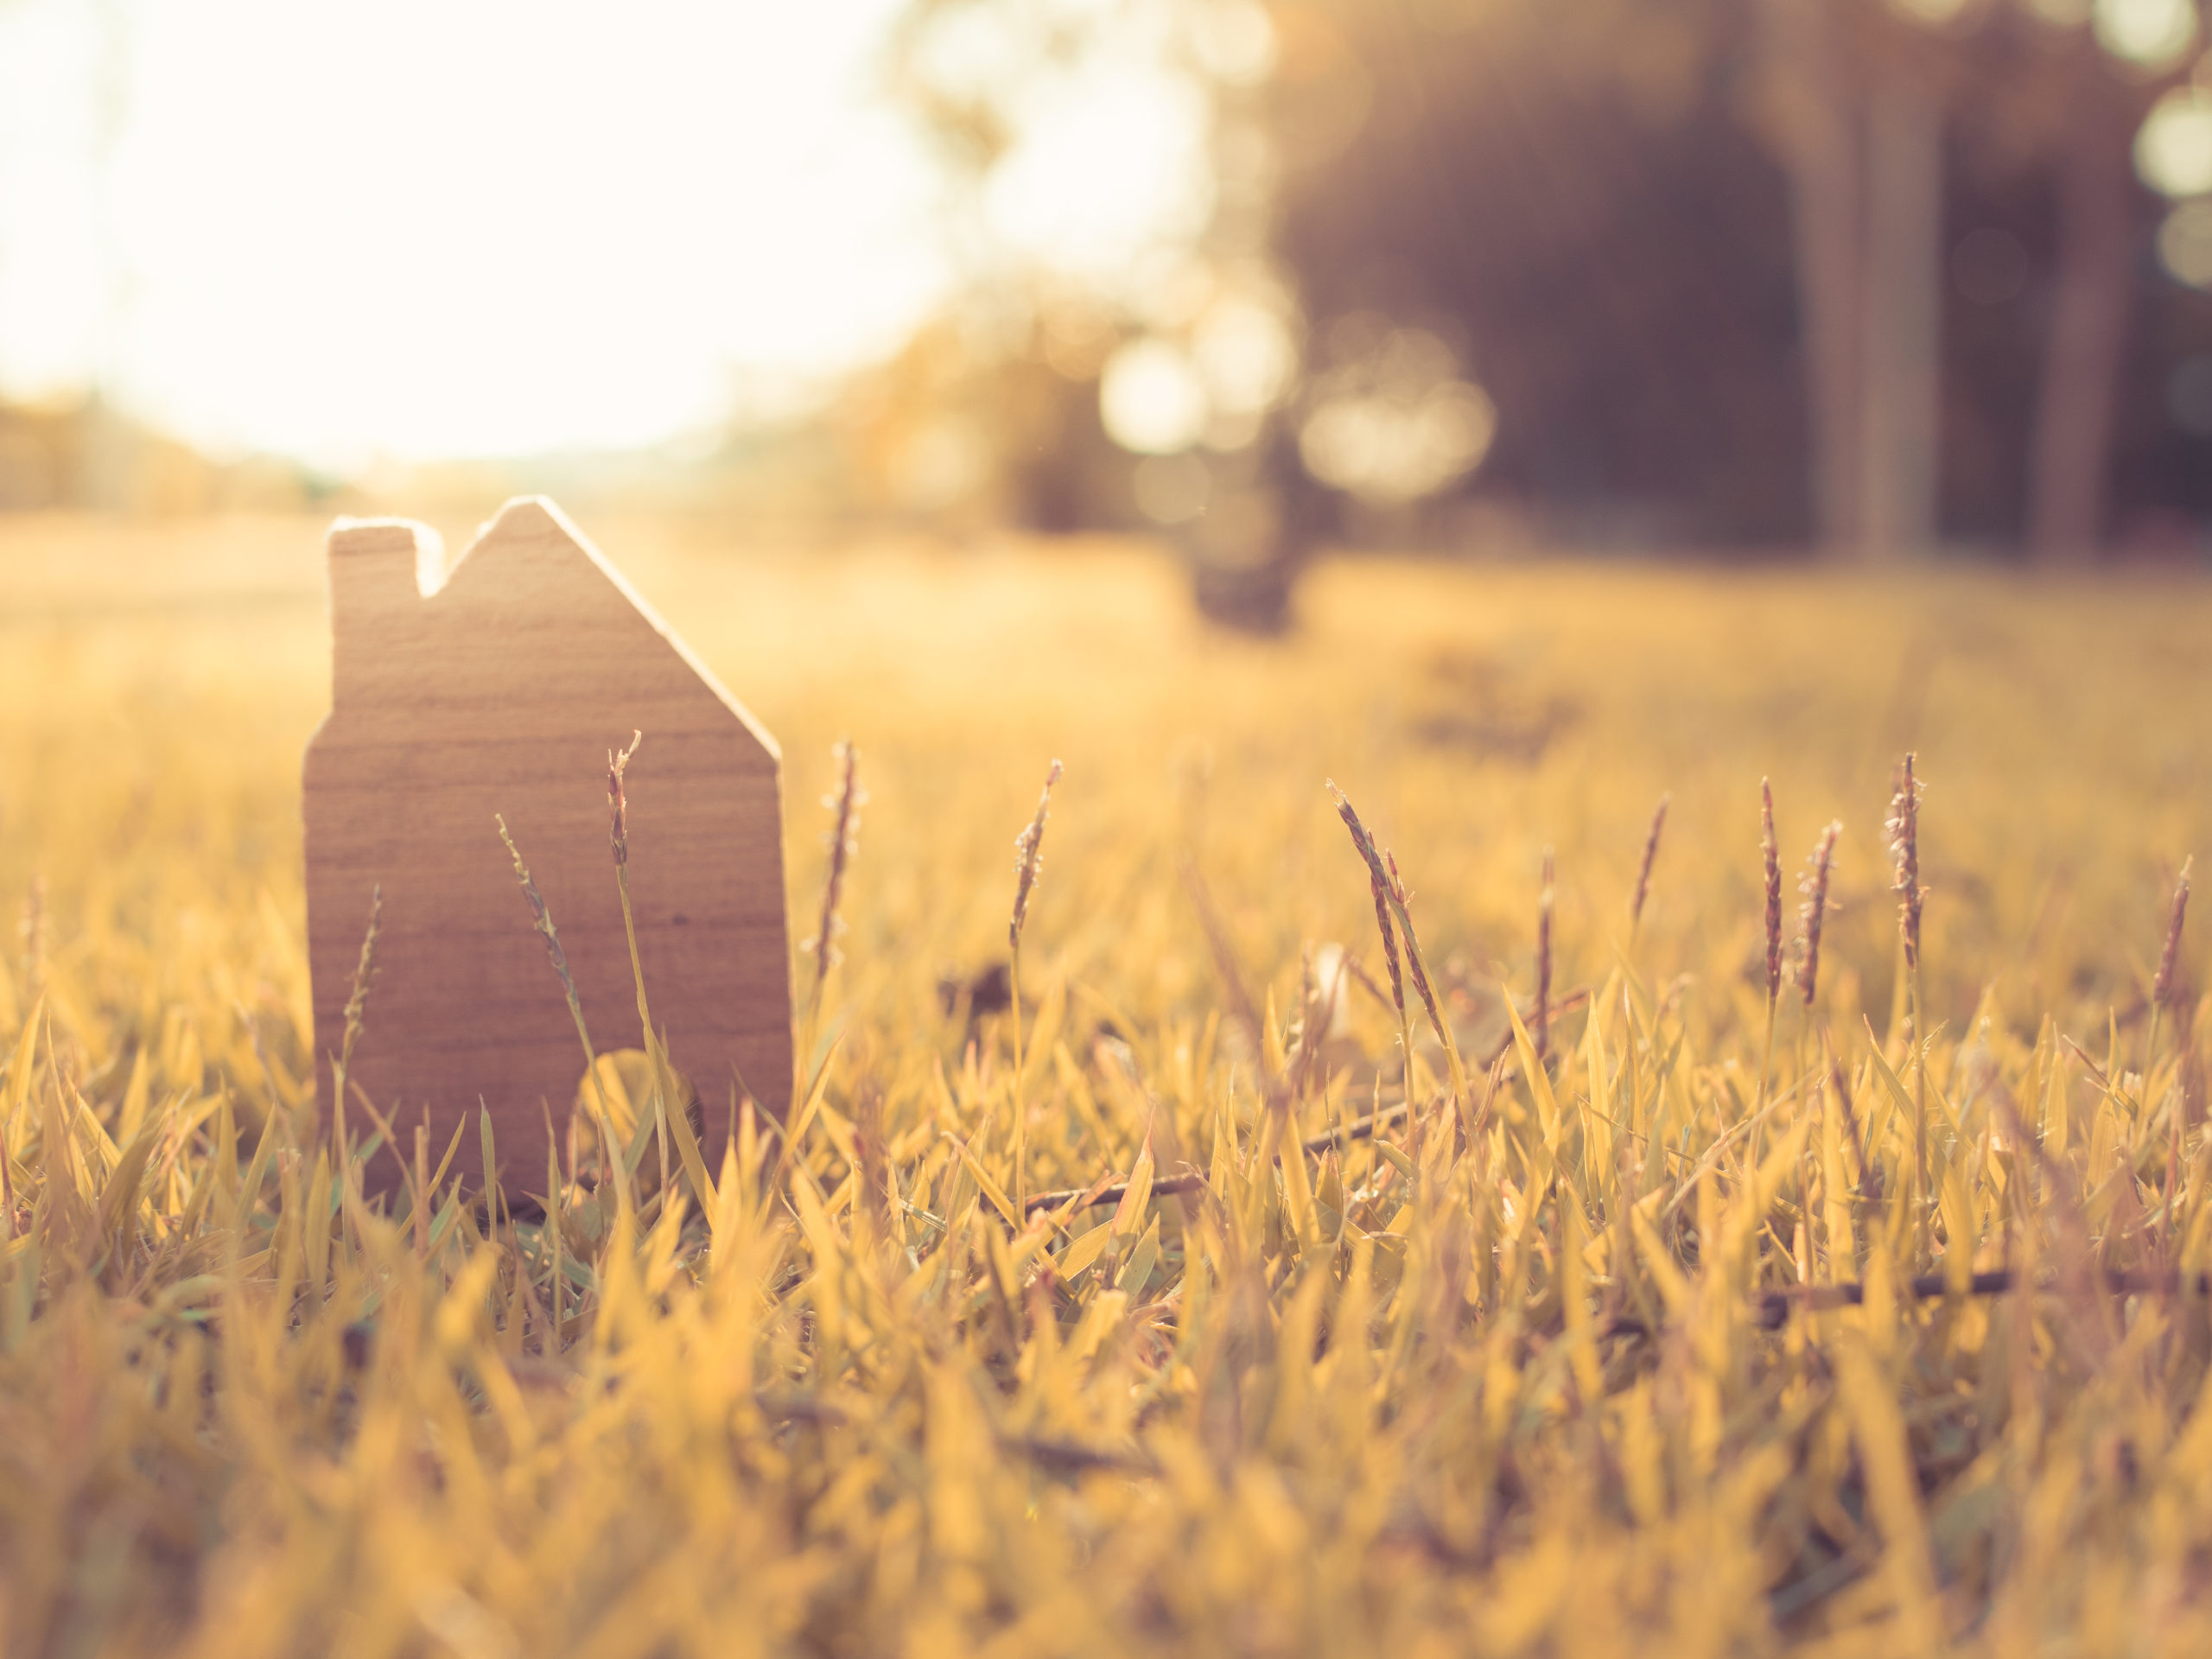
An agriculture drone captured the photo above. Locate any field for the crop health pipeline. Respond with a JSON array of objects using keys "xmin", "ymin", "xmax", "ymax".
[{"xmin": 3, "ymin": 512, "xmax": 2210, "ymax": 1656}]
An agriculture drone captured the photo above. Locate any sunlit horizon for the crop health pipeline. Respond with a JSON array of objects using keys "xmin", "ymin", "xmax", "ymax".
[{"xmin": 0, "ymin": 0, "xmax": 1210, "ymax": 471}]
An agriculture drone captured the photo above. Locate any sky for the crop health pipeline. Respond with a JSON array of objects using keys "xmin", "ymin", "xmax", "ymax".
[{"xmin": 0, "ymin": 0, "xmax": 1211, "ymax": 469}]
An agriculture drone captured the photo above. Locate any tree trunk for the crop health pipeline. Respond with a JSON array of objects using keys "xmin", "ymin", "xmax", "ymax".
[
  {"xmin": 1760, "ymin": 0, "xmax": 1865, "ymax": 552},
  {"xmin": 1859, "ymin": 79, "xmax": 1943, "ymax": 562},
  {"xmin": 2029, "ymin": 68, "xmax": 2136, "ymax": 567}
]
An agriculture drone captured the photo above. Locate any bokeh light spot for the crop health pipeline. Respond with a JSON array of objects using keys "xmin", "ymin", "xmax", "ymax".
[
  {"xmin": 2136, "ymin": 87, "xmax": 2212, "ymax": 199},
  {"xmin": 1297, "ymin": 325, "xmax": 1496, "ymax": 506},
  {"xmin": 1191, "ymin": 298, "xmax": 1297, "ymax": 421},
  {"xmin": 2158, "ymin": 200, "xmax": 2212, "ymax": 289},
  {"xmin": 2096, "ymin": 0, "xmax": 2198, "ymax": 68},
  {"xmin": 1100, "ymin": 339, "xmax": 1209, "ymax": 454}
]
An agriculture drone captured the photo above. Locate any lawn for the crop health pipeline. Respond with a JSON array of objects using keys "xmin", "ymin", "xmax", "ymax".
[{"xmin": 2, "ymin": 512, "xmax": 2209, "ymax": 1656}]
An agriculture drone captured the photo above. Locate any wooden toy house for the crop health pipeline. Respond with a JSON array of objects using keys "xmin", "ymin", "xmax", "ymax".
[{"xmin": 303, "ymin": 498, "xmax": 791, "ymax": 1189}]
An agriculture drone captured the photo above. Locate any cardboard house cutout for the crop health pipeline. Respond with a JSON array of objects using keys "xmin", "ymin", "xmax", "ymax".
[{"xmin": 304, "ymin": 498, "xmax": 791, "ymax": 1191}]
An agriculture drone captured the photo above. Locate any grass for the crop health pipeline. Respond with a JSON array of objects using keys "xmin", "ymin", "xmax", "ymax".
[{"xmin": 2, "ymin": 515, "xmax": 2210, "ymax": 1656}]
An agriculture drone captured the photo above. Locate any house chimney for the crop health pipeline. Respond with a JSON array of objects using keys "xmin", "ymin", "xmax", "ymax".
[{"xmin": 327, "ymin": 518, "xmax": 443, "ymax": 704}]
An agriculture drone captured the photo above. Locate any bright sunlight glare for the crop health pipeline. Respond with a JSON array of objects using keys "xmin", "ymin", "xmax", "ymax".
[{"xmin": 0, "ymin": 0, "xmax": 1204, "ymax": 468}]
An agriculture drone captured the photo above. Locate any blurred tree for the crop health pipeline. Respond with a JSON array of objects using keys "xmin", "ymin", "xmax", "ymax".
[
  {"xmin": 1270, "ymin": 0, "xmax": 1808, "ymax": 543},
  {"xmin": 1758, "ymin": 0, "xmax": 1872, "ymax": 552},
  {"xmin": 2014, "ymin": 10, "xmax": 2175, "ymax": 565},
  {"xmin": 876, "ymin": 0, "xmax": 1317, "ymax": 598},
  {"xmin": 878, "ymin": 0, "xmax": 2212, "ymax": 559},
  {"xmin": 1267, "ymin": 0, "xmax": 2208, "ymax": 555},
  {"xmin": 1755, "ymin": 1, "xmax": 1968, "ymax": 560},
  {"xmin": 1757, "ymin": 0, "xmax": 2194, "ymax": 563}
]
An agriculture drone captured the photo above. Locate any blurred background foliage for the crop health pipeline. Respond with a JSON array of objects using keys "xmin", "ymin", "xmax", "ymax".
[
  {"xmin": 4, "ymin": 0, "xmax": 2212, "ymax": 575},
  {"xmin": 865, "ymin": 0, "xmax": 2212, "ymax": 567}
]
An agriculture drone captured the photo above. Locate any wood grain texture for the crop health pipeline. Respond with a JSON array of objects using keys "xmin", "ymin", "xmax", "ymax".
[{"xmin": 304, "ymin": 497, "xmax": 791, "ymax": 1192}]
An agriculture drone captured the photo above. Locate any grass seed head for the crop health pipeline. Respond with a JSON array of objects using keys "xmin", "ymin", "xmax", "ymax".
[
  {"xmin": 1888, "ymin": 752, "xmax": 1924, "ymax": 973},
  {"xmin": 809, "ymin": 741, "xmax": 864, "ymax": 984},
  {"xmin": 1761, "ymin": 779, "xmax": 1782, "ymax": 1005},
  {"xmin": 2154, "ymin": 856, "xmax": 2192, "ymax": 1011},
  {"xmin": 338, "ymin": 883, "xmax": 382, "ymax": 1079},
  {"xmin": 1384, "ymin": 849, "xmax": 1451, "ymax": 1055},
  {"xmin": 1010, "ymin": 758, "xmax": 1063, "ymax": 951},
  {"xmin": 1328, "ymin": 782, "xmax": 1406, "ymax": 1021},
  {"xmin": 607, "ymin": 730, "xmax": 642, "ymax": 868},
  {"xmin": 1630, "ymin": 792, "xmax": 1669, "ymax": 933},
  {"xmin": 1797, "ymin": 821, "xmax": 1841, "ymax": 1007},
  {"xmin": 497, "ymin": 814, "xmax": 582, "ymax": 1028}
]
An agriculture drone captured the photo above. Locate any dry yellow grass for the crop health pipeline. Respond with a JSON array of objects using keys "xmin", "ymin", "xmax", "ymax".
[{"xmin": 2, "ymin": 513, "xmax": 2210, "ymax": 1656}]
